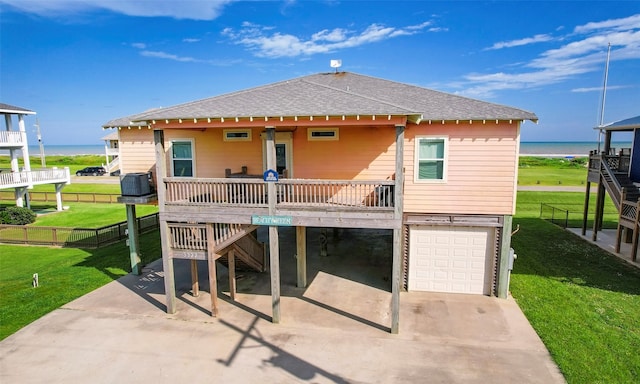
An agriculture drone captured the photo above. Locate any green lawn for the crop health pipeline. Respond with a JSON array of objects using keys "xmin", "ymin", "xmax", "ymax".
[
  {"xmin": 27, "ymin": 202, "xmax": 158, "ymax": 227},
  {"xmin": 510, "ymin": 218, "xmax": 640, "ymax": 384},
  {"xmin": 518, "ymin": 156, "xmax": 588, "ymax": 186},
  {"xmin": 30, "ymin": 182, "xmax": 123, "ymax": 194},
  {"xmin": 513, "ymin": 190, "xmax": 639, "ymax": 383},
  {"xmin": 0, "ymin": 231, "xmax": 162, "ymax": 340}
]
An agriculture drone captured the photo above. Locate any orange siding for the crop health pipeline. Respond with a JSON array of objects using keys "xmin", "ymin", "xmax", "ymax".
[
  {"xmin": 403, "ymin": 121, "xmax": 520, "ymax": 215},
  {"xmin": 118, "ymin": 129, "xmax": 156, "ymax": 174},
  {"xmin": 165, "ymin": 127, "xmax": 264, "ymax": 178},
  {"xmin": 294, "ymin": 125, "xmax": 396, "ymax": 180},
  {"xmin": 117, "ymin": 121, "xmax": 520, "ymax": 216}
]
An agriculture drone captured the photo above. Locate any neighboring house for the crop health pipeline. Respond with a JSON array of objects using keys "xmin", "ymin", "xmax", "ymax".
[
  {"xmin": 583, "ymin": 115, "xmax": 640, "ymax": 261},
  {"xmin": 0, "ymin": 103, "xmax": 71, "ymax": 211},
  {"xmin": 101, "ymin": 130, "xmax": 120, "ymax": 175},
  {"xmin": 104, "ymin": 72, "xmax": 537, "ymax": 333}
]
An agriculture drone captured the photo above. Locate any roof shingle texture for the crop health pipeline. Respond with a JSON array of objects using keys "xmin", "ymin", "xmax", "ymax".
[{"xmin": 104, "ymin": 72, "xmax": 537, "ymax": 127}]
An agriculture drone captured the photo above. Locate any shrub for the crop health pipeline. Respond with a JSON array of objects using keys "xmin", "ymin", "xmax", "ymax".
[{"xmin": 0, "ymin": 206, "xmax": 37, "ymax": 225}]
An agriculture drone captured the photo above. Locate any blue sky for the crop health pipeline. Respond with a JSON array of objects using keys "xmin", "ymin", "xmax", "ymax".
[{"xmin": 1, "ymin": 1, "xmax": 639, "ymax": 145}]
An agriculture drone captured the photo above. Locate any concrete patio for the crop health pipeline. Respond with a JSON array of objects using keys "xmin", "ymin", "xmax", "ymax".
[{"xmin": 0, "ymin": 227, "xmax": 565, "ymax": 383}]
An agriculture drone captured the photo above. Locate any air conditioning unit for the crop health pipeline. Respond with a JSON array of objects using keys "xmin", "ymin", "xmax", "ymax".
[{"xmin": 120, "ymin": 173, "xmax": 151, "ymax": 196}]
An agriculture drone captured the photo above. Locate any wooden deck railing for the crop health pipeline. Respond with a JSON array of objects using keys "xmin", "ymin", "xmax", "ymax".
[
  {"xmin": 620, "ymin": 200, "xmax": 639, "ymax": 225},
  {"xmin": 589, "ymin": 151, "xmax": 631, "ymax": 174},
  {"xmin": 164, "ymin": 177, "xmax": 395, "ymax": 210},
  {"xmin": 168, "ymin": 222, "xmax": 259, "ymax": 250},
  {"xmin": 0, "ymin": 168, "xmax": 71, "ymax": 189}
]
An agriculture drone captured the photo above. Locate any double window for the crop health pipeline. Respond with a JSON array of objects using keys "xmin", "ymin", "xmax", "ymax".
[
  {"xmin": 415, "ymin": 137, "xmax": 447, "ymax": 182},
  {"xmin": 171, "ymin": 140, "xmax": 194, "ymax": 177}
]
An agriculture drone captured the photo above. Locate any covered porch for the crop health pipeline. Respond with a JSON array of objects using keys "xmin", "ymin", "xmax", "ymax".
[
  {"xmin": 154, "ymin": 125, "xmax": 406, "ymax": 333},
  {"xmin": 583, "ymin": 115, "xmax": 640, "ymax": 261}
]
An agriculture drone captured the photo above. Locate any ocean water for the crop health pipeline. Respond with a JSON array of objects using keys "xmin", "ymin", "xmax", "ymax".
[
  {"xmin": 5, "ymin": 142, "xmax": 633, "ymax": 157},
  {"xmin": 519, "ymin": 141, "xmax": 632, "ymax": 156},
  {"xmin": 26, "ymin": 145, "xmax": 104, "ymax": 156}
]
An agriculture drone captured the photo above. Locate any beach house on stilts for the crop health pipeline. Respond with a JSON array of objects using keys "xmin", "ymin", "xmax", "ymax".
[
  {"xmin": 0, "ymin": 103, "xmax": 71, "ymax": 210},
  {"xmin": 583, "ymin": 115, "xmax": 640, "ymax": 262},
  {"xmin": 104, "ymin": 72, "xmax": 537, "ymax": 333}
]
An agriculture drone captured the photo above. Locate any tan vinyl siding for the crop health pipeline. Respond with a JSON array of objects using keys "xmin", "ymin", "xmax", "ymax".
[
  {"xmin": 118, "ymin": 129, "xmax": 156, "ymax": 174},
  {"xmin": 404, "ymin": 121, "xmax": 520, "ymax": 215}
]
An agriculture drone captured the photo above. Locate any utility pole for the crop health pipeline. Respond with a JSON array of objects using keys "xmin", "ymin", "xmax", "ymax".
[{"xmin": 35, "ymin": 118, "xmax": 46, "ymax": 168}]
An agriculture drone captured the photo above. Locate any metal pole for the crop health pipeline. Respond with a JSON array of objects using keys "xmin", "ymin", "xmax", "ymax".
[
  {"xmin": 596, "ymin": 43, "xmax": 611, "ymax": 153},
  {"xmin": 35, "ymin": 118, "xmax": 46, "ymax": 168}
]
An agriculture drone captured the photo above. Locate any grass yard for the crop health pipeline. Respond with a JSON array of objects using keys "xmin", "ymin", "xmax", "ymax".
[
  {"xmin": 30, "ymin": 182, "xmax": 123, "ymax": 194},
  {"xmin": 27, "ymin": 202, "xmax": 158, "ymax": 227},
  {"xmin": 0, "ymin": 231, "xmax": 161, "ymax": 340},
  {"xmin": 516, "ymin": 190, "xmax": 619, "ymax": 228},
  {"xmin": 518, "ymin": 156, "xmax": 588, "ymax": 186},
  {"xmin": 510, "ymin": 218, "xmax": 640, "ymax": 384},
  {"xmin": 0, "ymin": 154, "xmax": 106, "ymax": 175}
]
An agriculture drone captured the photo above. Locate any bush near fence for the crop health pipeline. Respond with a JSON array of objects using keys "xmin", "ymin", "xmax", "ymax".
[
  {"xmin": 540, "ymin": 203, "xmax": 618, "ymax": 229},
  {"xmin": 0, "ymin": 213, "xmax": 159, "ymax": 248},
  {"xmin": 0, "ymin": 191, "xmax": 120, "ymax": 204}
]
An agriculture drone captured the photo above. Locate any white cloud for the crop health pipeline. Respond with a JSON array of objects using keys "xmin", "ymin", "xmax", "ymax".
[
  {"xmin": 140, "ymin": 50, "xmax": 199, "ymax": 63},
  {"xmin": 223, "ymin": 20, "xmax": 440, "ymax": 58},
  {"xmin": 183, "ymin": 38, "xmax": 201, "ymax": 43},
  {"xmin": 0, "ymin": 0, "xmax": 236, "ymax": 20},
  {"xmin": 485, "ymin": 34, "xmax": 554, "ymax": 50},
  {"xmin": 457, "ymin": 14, "xmax": 640, "ymax": 98},
  {"xmin": 574, "ymin": 14, "xmax": 640, "ymax": 34},
  {"xmin": 571, "ymin": 85, "xmax": 632, "ymax": 93}
]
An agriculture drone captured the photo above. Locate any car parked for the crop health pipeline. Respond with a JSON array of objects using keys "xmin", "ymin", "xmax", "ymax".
[{"xmin": 76, "ymin": 166, "xmax": 107, "ymax": 176}]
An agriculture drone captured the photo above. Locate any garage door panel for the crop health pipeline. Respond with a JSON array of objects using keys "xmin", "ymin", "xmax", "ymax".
[{"xmin": 408, "ymin": 225, "xmax": 494, "ymax": 295}]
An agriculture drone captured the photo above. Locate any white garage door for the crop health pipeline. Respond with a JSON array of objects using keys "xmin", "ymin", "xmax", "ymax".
[{"xmin": 408, "ymin": 226, "xmax": 494, "ymax": 295}]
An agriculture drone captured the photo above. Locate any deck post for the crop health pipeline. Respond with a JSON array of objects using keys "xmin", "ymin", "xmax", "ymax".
[
  {"xmin": 581, "ymin": 181, "xmax": 591, "ymax": 236},
  {"xmin": 206, "ymin": 223, "xmax": 220, "ymax": 317},
  {"xmin": 296, "ymin": 226, "xmax": 307, "ymax": 288},
  {"xmin": 266, "ymin": 126, "xmax": 281, "ymax": 323},
  {"xmin": 191, "ymin": 260, "xmax": 199, "ymax": 297},
  {"xmin": 391, "ymin": 124, "xmax": 405, "ymax": 334},
  {"xmin": 125, "ymin": 203, "xmax": 142, "ymax": 275},
  {"xmin": 154, "ymin": 130, "xmax": 176, "ymax": 314},
  {"xmin": 592, "ymin": 182, "xmax": 605, "ymax": 241},
  {"xmin": 228, "ymin": 249, "xmax": 236, "ymax": 301}
]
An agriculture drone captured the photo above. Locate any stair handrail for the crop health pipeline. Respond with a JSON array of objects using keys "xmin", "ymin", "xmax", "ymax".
[{"xmin": 600, "ymin": 155, "xmax": 623, "ymax": 208}]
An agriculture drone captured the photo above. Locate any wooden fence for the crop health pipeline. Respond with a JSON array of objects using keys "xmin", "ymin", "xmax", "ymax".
[
  {"xmin": 0, "ymin": 213, "xmax": 159, "ymax": 248},
  {"xmin": 0, "ymin": 190, "xmax": 121, "ymax": 204}
]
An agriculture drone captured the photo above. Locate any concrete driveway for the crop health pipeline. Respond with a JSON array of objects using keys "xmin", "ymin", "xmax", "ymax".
[{"xmin": 0, "ymin": 228, "xmax": 565, "ymax": 383}]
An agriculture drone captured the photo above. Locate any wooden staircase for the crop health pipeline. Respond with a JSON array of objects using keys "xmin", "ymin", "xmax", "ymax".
[
  {"xmin": 598, "ymin": 156, "xmax": 640, "ymax": 261},
  {"xmin": 167, "ymin": 223, "xmax": 266, "ymax": 272}
]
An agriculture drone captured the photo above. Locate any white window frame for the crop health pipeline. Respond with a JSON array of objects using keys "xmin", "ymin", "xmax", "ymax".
[
  {"xmin": 308, "ymin": 127, "xmax": 339, "ymax": 141},
  {"xmin": 170, "ymin": 139, "xmax": 195, "ymax": 177},
  {"xmin": 414, "ymin": 136, "xmax": 447, "ymax": 183},
  {"xmin": 223, "ymin": 129, "xmax": 252, "ymax": 142}
]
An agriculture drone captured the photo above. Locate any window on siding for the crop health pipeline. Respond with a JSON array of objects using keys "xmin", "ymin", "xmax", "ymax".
[
  {"xmin": 172, "ymin": 140, "xmax": 194, "ymax": 177},
  {"xmin": 415, "ymin": 137, "xmax": 446, "ymax": 182},
  {"xmin": 308, "ymin": 128, "xmax": 339, "ymax": 141},
  {"xmin": 223, "ymin": 129, "xmax": 251, "ymax": 141}
]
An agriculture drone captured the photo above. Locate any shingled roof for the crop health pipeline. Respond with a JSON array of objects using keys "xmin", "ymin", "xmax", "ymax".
[{"xmin": 104, "ymin": 72, "xmax": 537, "ymax": 127}]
